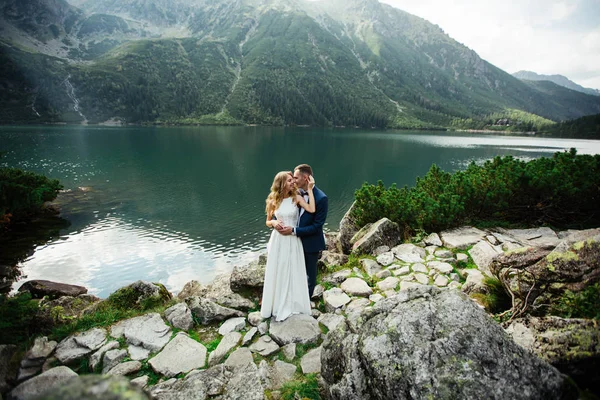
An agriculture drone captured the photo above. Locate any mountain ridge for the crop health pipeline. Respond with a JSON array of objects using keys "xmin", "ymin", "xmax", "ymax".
[
  {"xmin": 1, "ymin": 0, "xmax": 600, "ymax": 127},
  {"xmin": 513, "ymin": 70, "xmax": 600, "ymax": 97}
]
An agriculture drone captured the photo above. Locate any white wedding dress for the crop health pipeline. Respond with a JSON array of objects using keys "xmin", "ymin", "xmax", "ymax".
[{"xmin": 261, "ymin": 197, "xmax": 311, "ymax": 321}]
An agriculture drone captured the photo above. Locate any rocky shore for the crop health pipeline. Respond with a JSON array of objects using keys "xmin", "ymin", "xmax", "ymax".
[{"xmin": 1, "ymin": 215, "xmax": 599, "ymax": 399}]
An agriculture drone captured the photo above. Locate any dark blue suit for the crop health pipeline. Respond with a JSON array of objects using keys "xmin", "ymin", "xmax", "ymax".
[{"xmin": 296, "ymin": 185, "xmax": 328, "ymax": 297}]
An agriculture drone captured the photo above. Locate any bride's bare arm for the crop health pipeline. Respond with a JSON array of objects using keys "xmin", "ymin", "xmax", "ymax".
[{"xmin": 296, "ymin": 176, "xmax": 316, "ymax": 213}]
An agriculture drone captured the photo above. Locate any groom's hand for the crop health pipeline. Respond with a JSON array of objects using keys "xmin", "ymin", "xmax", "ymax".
[{"xmin": 279, "ymin": 226, "xmax": 293, "ymax": 235}]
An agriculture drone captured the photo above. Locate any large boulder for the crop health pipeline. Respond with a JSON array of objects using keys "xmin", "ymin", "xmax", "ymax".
[
  {"xmin": 351, "ymin": 218, "xmax": 401, "ymax": 255},
  {"xmin": 230, "ymin": 260, "xmax": 266, "ymax": 296},
  {"xmin": 8, "ymin": 366, "xmax": 78, "ymax": 400},
  {"xmin": 506, "ymin": 316, "xmax": 600, "ymax": 396},
  {"xmin": 178, "ymin": 275, "xmax": 255, "ymax": 311},
  {"xmin": 440, "ymin": 226, "xmax": 487, "ymax": 250},
  {"xmin": 321, "ymin": 286, "xmax": 577, "ymax": 400},
  {"xmin": 18, "ymin": 280, "xmax": 87, "ymax": 299},
  {"xmin": 38, "ymin": 294, "xmax": 100, "ymax": 322},
  {"xmin": 34, "ymin": 374, "xmax": 149, "ymax": 400},
  {"xmin": 338, "ymin": 201, "xmax": 360, "ymax": 254},
  {"xmin": 493, "ymin": 231, "xmax": 600, "ymax": 315},
  {"xmin": 500, "ymin": 227, "xmax": 560, "ymax": 250},
  {"xmin": 106, "ymin": 281, "xmax": 172, "ymax": 310},
  {"xmin": 110, "ymin": 313, "xmax": 171, "ymax": 353},
  {"xmin": 55, "ymin": 328, "xmax": 107, "ymax": 364},
  {"xmin": 149, "ymin": 333, "xmax": 207, "ymax": 377}
]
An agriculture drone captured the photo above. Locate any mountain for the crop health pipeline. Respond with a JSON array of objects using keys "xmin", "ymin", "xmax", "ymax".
[
  {"xmin": 513, "ymin": 70, "xmax": 600, "ymax": 97},
  {"xmin": 1, "ymin": 0, "xmax": 600, "ymax": 127}
]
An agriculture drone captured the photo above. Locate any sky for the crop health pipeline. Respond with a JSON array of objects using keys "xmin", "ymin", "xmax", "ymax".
[{"xmin": 380, "ymin": 0, "xmax": 600, "ymax": 90}]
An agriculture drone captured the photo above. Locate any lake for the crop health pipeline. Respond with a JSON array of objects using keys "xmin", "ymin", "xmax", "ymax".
[{"xmin": 2, "ymin": 125, "xmax": 600, "ymax": 297}]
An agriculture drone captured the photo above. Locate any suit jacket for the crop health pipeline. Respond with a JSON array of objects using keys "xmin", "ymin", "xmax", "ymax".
[{"xmin": 296, "ymin": 185, "xmax": 328, "ymax": 253}]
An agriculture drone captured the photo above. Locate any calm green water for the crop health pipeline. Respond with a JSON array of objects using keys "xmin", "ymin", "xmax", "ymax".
[{"xmin": 2, "ymin": 125, "xmax": 600, "ymax": 297}]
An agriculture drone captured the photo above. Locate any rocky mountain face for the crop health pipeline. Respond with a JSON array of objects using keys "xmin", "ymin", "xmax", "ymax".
[
  {"xmin": 513, "ymin": 70, "xmax": 600, "ymax": 97},
  {"xmin": 1, "ymin": 0, "xmax": 600, "ymax": 126}
]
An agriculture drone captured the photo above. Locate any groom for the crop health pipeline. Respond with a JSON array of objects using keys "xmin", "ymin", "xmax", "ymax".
[{"xmin": 278, "ymin": 164, "xmax": 328, "ymax": 297}]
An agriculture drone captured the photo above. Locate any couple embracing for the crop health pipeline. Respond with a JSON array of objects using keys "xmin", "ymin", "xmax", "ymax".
[{"xmin": 260, "ymin": 164, "xmax": 328, "ymax": 322}]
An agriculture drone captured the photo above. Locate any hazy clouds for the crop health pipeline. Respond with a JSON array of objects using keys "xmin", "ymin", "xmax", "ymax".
[{"xmin": 382, "ymin": 0, "xmax": 600, "ymax": 90}]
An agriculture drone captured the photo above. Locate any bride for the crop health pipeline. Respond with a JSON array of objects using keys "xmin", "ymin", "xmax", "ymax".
[{"xmin": 261, "ymin": 171, "xmax": 315, "ymax": 321}]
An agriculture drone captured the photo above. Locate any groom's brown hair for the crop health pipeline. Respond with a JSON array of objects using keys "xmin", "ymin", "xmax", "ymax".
[{"xmin": 294, "ymin": 163, "xmax": 313, "ymax": 176}]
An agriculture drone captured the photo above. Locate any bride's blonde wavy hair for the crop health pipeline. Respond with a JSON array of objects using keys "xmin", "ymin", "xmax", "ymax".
[{"xmin": 266, "ymin": 171, "xmax": 297, "ymax": 218}]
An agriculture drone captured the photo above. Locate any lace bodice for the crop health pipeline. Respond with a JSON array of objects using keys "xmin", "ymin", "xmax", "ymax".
[{"xmin": 274, "ymin": 197, "xmax": 299, "ymax": 227}]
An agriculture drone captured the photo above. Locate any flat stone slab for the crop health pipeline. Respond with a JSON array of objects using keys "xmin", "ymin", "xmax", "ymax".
[
  {"xmin": 224, "ymin": 348, "xmax": 255, "ymax": 370},
  {"xmin": 55, "ymin": 328, "xmax": 107, "ymax": 364},
  {"xmin": 502, "ymin": 227, "xmax": 559, "ymax": 249},
  {"xmin": 208, "ymin": 331, "xmax": 241, "ymax": 366},
  {"xmin": 301, "ymin": 346, "xmax": 322, "ymax": 374},
  {"xmin": 392, "ymin": 244, "xmax": 426, "ymax": 263},
  {"xmin": 376, "ymin": 252, "xmax": 395, "ymax": 266},
  {"xmin": 269, "ymin": 314, "xmax": 321, "ymax": 345},
  {"xmin": 318, "ymin": 313, "xmax": 346, "ymax": 331},
  {"xmin": 243, "ymin": 327, "xmax": 258, "ymax": 346},
  {"xmin": 323, "ymin": 288, "xmax": 351, "ymax": 312},
  {"xmin": 128, "ymin": 345, "xmax": 150, "ymax": 361},
  {"xmin": 102, "ymin": 349, "xmax": 127, "ymax": 374},
  {"xmin": 106, "ymin": 361, "xmax": 142, "ymax": 376},
  {"xmin": 89, "ymin": 341, "xmax": 119, "ymax": 371},
  {"xmin": 186, "ymin": 296, "xmax": 245, "ymax": 325},
  {"xmin": 164, "ymin": 302, "xmax": 194, "ymax": 331},
  {"xmin": 259, "ymin": 360, "xmax": 297, "ymax": 390},
  {"xmin": 249, "ymin": 336, "xmax": 280, "ymax": 357},
  {"xmin": 346, "ymin": 298, "xmax": 371, "ymax": 313},
  {"xmin": 111, "ymin": 313, "xmax": 171, "ymax": 353},
  {"xmin": 340, "ymin": 277, "xmax": 373, "ymax": 297},
  {"xmin": 425, "ymin": 233, "xmax": 443, "ymax": 246},
  {"xmin": 18, "ymin": 280, "xmax": 87, "ymax": 299},
  {"xmin": 149, "ymin": 333, "xmax": 207, "ymax": 377},
  {"xmin": 376, "ymin": 277, "xmax": 399, "ymax": 291},
  {"xmin": 428, "ymin": 261, "xmax": 454, "ymax": 274},
  {"xmin": 440, "ymin": 226, "xmax": 487, "ymax": 250},
  {"xmin": 360, "ymin": 259, "xmax": 382, "ymax": 277},
  {"xmin": 218, "ymin": 317, "xmax": 246, "ymax": 336}
]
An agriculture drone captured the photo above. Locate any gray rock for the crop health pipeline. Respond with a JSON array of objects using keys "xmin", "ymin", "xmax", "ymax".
[
  {"xmin": 323, "ymin": 288, "xmax": 351, "ymax": 312},
  {"xmin": 8, "ymin": 366, "xmax": 78, "ymax": 400},
  {"xmin": 311, "ymin": 284, "xmax": 325, "ymax": 299},
  {"xmin": 469, "ymin": 240, "xmax": 502, "ymax": 275},
  {"xmin": 149, "ymin": 332, "xmax": 207, "ymax": 377},
  {"xmin": 164, "ymin": 302, "xmax": 194, "ymax": 331},
  {"xmin": 110, "ymin": 281, "xmax": 172, "ymax": 309},
  {"xmin": 424, "ymin": 233, "xmax": 443, "ymax": 247},
  {"xmin": 369, "ymin": 293, "xmax": 384, "ymax": 303},
  {"xmin": 376, "ymin": 252, "xmax": 395, "ymax": 266},
  {"xmin": 106, "ymin": 361, "xmax": 142, "ymax": 376},
  {"xmin": 427, "ymin": 261, "xmax": 454, "ymax": 274},
  {"xmin": 321, "ymin": 286, "xmax": 577, "ymax": 400},
  {"xmin": 224, "ymin": 363, "xmax": 264, "ymax": 400},
  {"xmin": 177, "ymin": 280, "xmax": 204, "ymax": 300},
  {"xmin": 411, "ymin": 263, "xmax": 428, "ymax": 273},
  {"xmin": 440, "ymin": 226, "xmax": 487, "ymax": 250},
  {"xmin": 281, "ymin": 343, "xmax": 296, "ymax": 361},
  {"xmin": 55, "ymin": 328, "xmax": 107, "ymax": 364},
  {"xmin": 502, "ymin": 227, "xmax": 560, "ymax": 249},
  {"xmin": 340, "ymin": 277, "xmax": 373, "ymax": 297},
  {"xmin": 434, "ymin": 249, "xmax": 453, "ymax": 258},
  {"xmin": 506, "ymin": 316, "xmax": 600, "ymax": 395},
  {"xmin": 22, "ymin": 374, "xmax": 148, "ymax": 400},
  {"xmin": 130, "ymin": 375, "xmax": 149, "ymax": 389},
  {"xmin": 18, "ymin": 280, "xmax": 87, "ymax": 299},
  {"xmin": 203, "ymin": 273, "xmax": 256, "ymax": 311},
  {"xmin": 375, "ymin": 269, "xmax": 391, "ymax": 279},
  {"xmin": 224, "ymin": 348, "xmax": 255, "ymax": 370},
  {"xmin": 230, "ymin": 260, "xmax": 266, "ymax": 294},
  {"xmin": 372, "ymin": 245, "xmax": 391, "ymax": 256},
  {"xmin": 249, "ymin": 336, "xmax": 280, "ymax": 357},
  {"xmin": 248, "ymin": 311, "xmax": 264, "ymax": 327},
  {"xmin": 424, "ymin": 245, "xmax": 438, "ymax": 255},
  {"xmin": 0, "ymin": 345, "xmax": 18, "ymax": 393},
  {"xmin": 434, "ymin": 275, "xmax": 449, "ymax": 287},
  {"xmin": 322, "ymin": 269, "xmax": 353, "ymax": 285},
  {"xmin": 301, "ymin": 346, "xmax": 322, "ymax": 374},
  {"xmin": 259, "ymin": 360, "xmax": 297, "ymax": 390},
  {"xmin": 456, "ymin": 253, "xmax": 469, "ymax": 263},
  {"xmin": 325, "ymin": 231, "xmax": 342, "ymax": 253},
  {"xmin": 242, "ymin": 327, "xmax": 258, "ymax": 346},
  {"xmin": 486, "ymin": 235, "xmax": 500, "ymax": 245},
  {"xmin": 338, "ymin": 201, "xmax": 360, "ymax": 254},
  {"xmin": 102, "ymin": 349, "xmax": 127, "ymax": 374},
  {"xmin": 351, "ymin": 218, "xmax": 401, "ymax": 255},
  {"xmin": 318, "ymin": 313, "xmax": 346, "ymax": 331},
  {"xmin": 111, "ymin": 313, "xmax": 171, "ymax": 353},
  {"xmin": 461, "ymin": 269, "xmax": 487, "ymax": 295},
  {"xmin": 400, "ymin": 281, "xmax": 423, "ymax": 291},
  {"xmin": 318, "ymin": 251, "xmax": 349, "ymax": 269},
  {"xmin": 392, "ymin": 244, "xmax": 426, "ymax": 263},
  {"xmin": 89, "ymin": 341, "xmax": 119, "ymax": 372},
  {"xmin": 149, "ymin": 365, "xmax": 229, "ymax": 399},
  {"xmin": 186, "ymin": 297, "xmax": 245, "ymax": 325},
  {"xmin": 345, "ymin": 298, "xmax": 371, "ymax": 313},
  {"xmin": 269, "ymin": 314, "xmax": 320, "ymax": 345},
  {"xmin": 219, "ymin": 317, "xmax": 246, "ymax": 336},
  {"xmin": 127, "ymin": 345, "xmax": 150, "ymax": 361},
  {"xmin": 23, "ymin": 336, "xmax": 55, "ymax": 362},
  {"xmin": 393, "ymin": 266, "xmax": 411, "ymax": 276},
  {"xmin": 360, "ymin": 259, "xmax": 382, "ymax": 277},
  {"xmin": 38, "ymin": 294, "xmax": 100, "ymax": 322},
  {"xmin": 376, "ymin": 277, "xmax": 399, "ymax": 291},
  {"xmin": 208, "ymin": 332, "xmax": 241, "ymax": 367},
  {"xmin": 448, "ymin": 281, "xmax": 462, "ymax": 290},
  {"xmin": 258, "ymin": 322, "xmax": 268, "ymax": 336}
]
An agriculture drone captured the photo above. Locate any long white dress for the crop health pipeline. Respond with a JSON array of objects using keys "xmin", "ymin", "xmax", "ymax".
[{"xmin": 260, "ymin": 197, "xmax": 311, "ymax": 321}]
